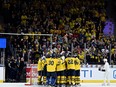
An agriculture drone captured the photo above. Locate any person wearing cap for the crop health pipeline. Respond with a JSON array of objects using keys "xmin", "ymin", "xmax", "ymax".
[{"xmin": 102, "ymin": 58, "xmax": 110, "ymax": 86}]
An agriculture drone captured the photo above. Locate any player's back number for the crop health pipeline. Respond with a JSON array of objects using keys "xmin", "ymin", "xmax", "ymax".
[{"xmin": 48, "ymin": 60, "xmax": 54, "ymax": 65}]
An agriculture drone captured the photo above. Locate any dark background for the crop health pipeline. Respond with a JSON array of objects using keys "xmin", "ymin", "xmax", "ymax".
[{"xmin": 105, "ymin": 0, "xmax": 116, "ymax": 37}]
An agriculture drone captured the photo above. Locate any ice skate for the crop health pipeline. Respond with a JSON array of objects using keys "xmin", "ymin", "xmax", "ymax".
[
  {"xmin": 102, "ymin": 83, "xmax": 106, "ymax": 86},
  {"xmin": 77, "ymin": 83, "xmax": 81, "ymax": 87},
  {"xmin": 107, "ymin": 83, "xmax": 110, "ymax": 86}
]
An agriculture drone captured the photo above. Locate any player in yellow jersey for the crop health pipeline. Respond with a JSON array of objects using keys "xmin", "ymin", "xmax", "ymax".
[
  {"xmin": 65, "ymin": 53, "xmax": 76, "ymax": 85},
  {"xmin": 74, "ymin": 55, "xmax": 81, "ymax": 86},
  {"xmin": 56, "ymin": 57, "xmax": 62, "ymax": 86},
  {"xmin": 45, "ymin": 53, "xmax": 59, "ymax": 86},
  {"xmin": 37, "ymin": 56, "xmax": 46, "ymax": 85},
  {"xmin": 41, "ymin": 56, "xmax": 47, "ymax": 85},
  {"xmin": 37, "ymin": 58, "xmax": 42, "ymax": 85},
  {"xmin": 56, "ymin": 54, "xmax": 66, "ymax": 86}
]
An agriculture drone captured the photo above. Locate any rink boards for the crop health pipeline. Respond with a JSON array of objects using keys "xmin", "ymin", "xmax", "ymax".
[
  {"xmin": 81, "ymin": 67, "xmax": 116, "ymax": 83},
  {"xmin": 0, "ymin": 66, "xmax": 5, "ymax": 83},
  {"xmin": 26, "ymin": 64, "xmax": 116, "ymax": 83},
  {"xmin": 0, "ymin": 64, "xmax": 116, "ymax": 83}
]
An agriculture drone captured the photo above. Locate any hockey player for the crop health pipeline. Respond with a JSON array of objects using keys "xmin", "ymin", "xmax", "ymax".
[
  {"xmin": 65, "ymin": 53, "xmax": 76, "ymax": 86},
  {"xmin": 56, "ymin": 54, "xmax": 66, "ymax": 87},
  {"xmin": 37, "ymin": 56, "xmax": 46, "ymax": 85},
  {"xmin": 41, "ymin": 55, "xmax": 47, "ymax": 85},
  {"xmin": 37, "ymin": 57, "xmax": 42, "ymax": 85},
  {"xmin": 74, "ymin": 55, "xmax": 81, "ymax": 86},
  {"xmin": 45, "ymin": 53, "xmax": 59, "ymax": 86}
]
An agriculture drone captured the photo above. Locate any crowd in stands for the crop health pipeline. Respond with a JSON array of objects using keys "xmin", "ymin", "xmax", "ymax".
[{"xmin": 0, "ymin": 0, "xmax": 116, "ymax": 67}]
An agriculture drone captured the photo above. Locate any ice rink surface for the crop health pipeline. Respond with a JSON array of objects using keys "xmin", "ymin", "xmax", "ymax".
[{"xmin": 0, "ymin": 83, "xmax": 116, "ymax": 87}]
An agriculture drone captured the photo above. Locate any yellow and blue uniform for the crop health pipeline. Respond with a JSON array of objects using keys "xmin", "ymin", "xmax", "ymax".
[
  {"xmin": 45, "ymin": 57, "xmax": 59, "ymax": 86},
  {"xmin": 37, "ymin": 59, "xmax": 44, "ymax": 84},
  {"xmin": 65, "ymin": 57, "xmax": 76, "ymax": 85},
  {"xmin": 46, "ymin": 58, "xmax": 58, "ymax": 72},
  {"xmin": 56, "ymin": 58, "xmax": 66, "ymax": 85},
  {"xmin": 74, "ymin": 57, "xmax": 80, "ymax": 84}
]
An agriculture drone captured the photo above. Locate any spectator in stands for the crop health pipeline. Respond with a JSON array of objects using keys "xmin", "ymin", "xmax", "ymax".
[{"xmin": 111, "ymin": 47, "xmax": 116, "ymax": 64}]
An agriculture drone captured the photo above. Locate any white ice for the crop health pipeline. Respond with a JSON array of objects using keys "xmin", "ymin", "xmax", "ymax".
[{"xmin": 0, "ymin": 83, "xmax": 116, "ymax": 87}]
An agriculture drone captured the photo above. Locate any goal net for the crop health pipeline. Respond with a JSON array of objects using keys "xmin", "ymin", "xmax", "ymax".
[{"xmin": 0, "ymin": 33, "xmax": 53, "ymax": 86}]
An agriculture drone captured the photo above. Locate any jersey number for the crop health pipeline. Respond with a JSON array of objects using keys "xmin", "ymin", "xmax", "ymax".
[
  {"xmin": 68, "ymin": 59, "xmax": 73, "ymax": 64},
  {"xmin": 49, "ymin": 60, "xmax": 54, "ymax": 65},
  {"xmin": 74, "ymin": 61, "xmax": 78, "ymax": 65}
]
